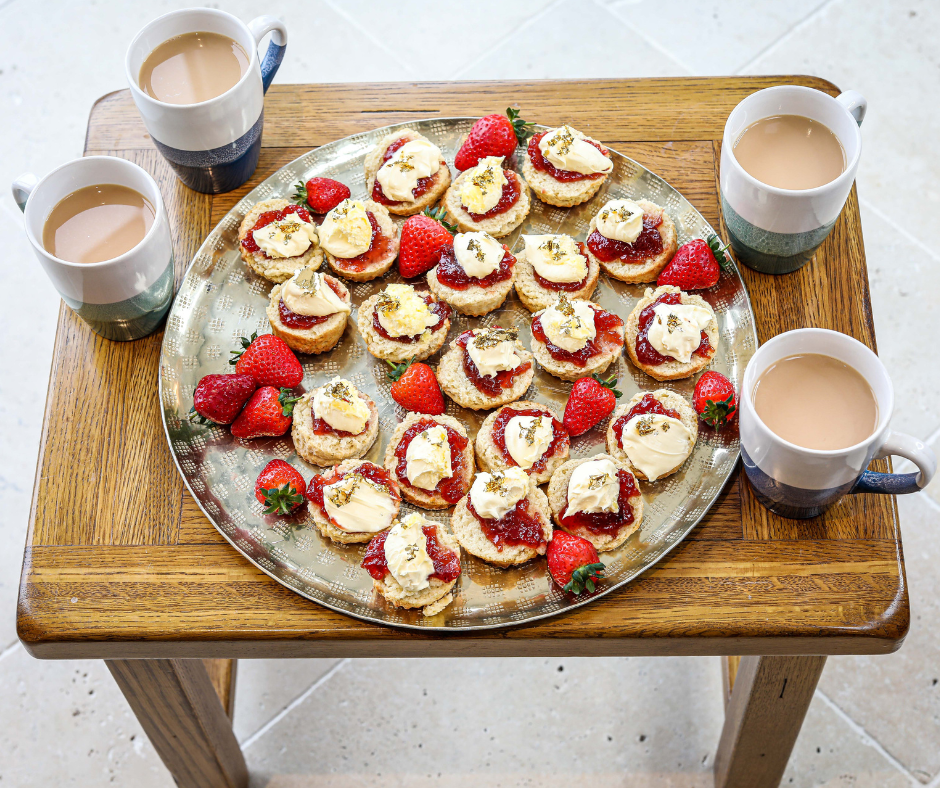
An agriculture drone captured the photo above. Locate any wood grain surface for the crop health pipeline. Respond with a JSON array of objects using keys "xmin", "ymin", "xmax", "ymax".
[{"xmin": 18, "ymin": 77, "xmax": 908, "ymax": 659}]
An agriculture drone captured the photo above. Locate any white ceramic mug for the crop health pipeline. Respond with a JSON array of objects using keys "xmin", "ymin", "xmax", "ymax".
[
  {"xmin": 12, "ymin": 156, "xmax": 174, "ymax": 342},
  {"xmin": 740, "ymin": 329, "xmax": 936, "ymax": 519},
  {"xmin": 720, "ymin": 85, "xmax": 867, "ymax": 275},
  {"xmin": 125, "ymin": 8, "xmax": 287, "ymax": 194}
]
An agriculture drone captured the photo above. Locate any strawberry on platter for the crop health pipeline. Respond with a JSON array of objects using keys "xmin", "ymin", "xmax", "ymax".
[
  {"xmin": 563, "ymin": 374, "xmax": 622, "ymax": 437},
  {"xmin": 398, "ymin": 207, "xmax": 456, "ymax": 279},
  {"xmin": 231, "ymin": 387, "xmax": 300, "ymax": 440},
  {"xmin": 547, "ymin": 531, "xmax": 605, "ymax": 595},
  {"xmin": 190, "ymin": 373, "xmax": 257, "ymax": 425},
  {"xmin": 657, "ymin": 235, "xmax": 732, "ymax": 290},
  {"xmin": 255, "ymin": 459, "xmax": 307, "ymax": 515},
  {"xmin": 293, "ymin": 178, "xmax": 350, "ymax": 214},
  {"xmin": 693, "ymin": 371, "xmax": 738, "ymax": 429},
  {"xmin": 386, "ymin": 358, "xmax": 445, "ymax": 415},
  {"xmin": 230, "ymin": 332, "xmax": 304, "ymax": 389},
  {"xmin": 455, "ymin": 108, "xmax": 534, "ymax": 171}
]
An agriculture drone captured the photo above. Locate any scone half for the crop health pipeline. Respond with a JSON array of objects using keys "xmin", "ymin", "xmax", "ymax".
[
  {"xmin": 427, "ymin": 245, "xmax": 517, "ymax": 317},
  {"xmin": 442, "ymin": 169, "xmax": 531, "ymax": 238},
  {"xmin": 584, "ymin": 200, "xmax": 678, "ymax": 284},
  {"xmin": 437, "ymin": 329, "xmax": 534, "ymax": 411},
  {"xmin": 474, "ymin": 401, "xmax": 570, "ymax": 485},
  {"xmin": 364, "ymin": 128, "xmax": 452, "ymax": 216},
  {"xmin": 513, "ymin": 246, "xmax": 600, "ymax": 313},
  {"xmin": 521, "ymin": 132, "xmax": 611, "ymax": 208},
  {"xmin": 529, "ymin": 300, "xmax": 625, "ymax": 383},
  {"xmin": 324, "ymin": 200, "xmax": 400, "ymax": 282},
  {"xmin": 306, "ymin": 459, "xmax": 401, "ymax": 544},
  {"xmin": 266, "ymin": 277, "xmax": 350, "ymax": 355},
  {"xmin": 356, "ymin": 291, "xmax": 452, "ymax": 364},
  {"xmin": 292, "ymin": 388, "xmax": 379, "ymax": 467},
  {"xmin": 238, "ymin": 198, "xmax": 324, "ymax": 283}
]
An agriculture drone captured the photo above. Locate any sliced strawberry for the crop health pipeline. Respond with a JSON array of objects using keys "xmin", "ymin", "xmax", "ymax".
[
  {"xmin": 190, "ymin": 373, "xmax": 257, "ymax": 425},
  {"xmin": 386, "ymin": 358, "xmax": 445, "ymax": 415},
  {"xmin": 547, "ymin": 531, "xmax": 605, "ymax": 594},
  {"xmin": 230, "ymin": 332, "xmax": 303, "ymax": 389},
  {"xmin": 454, "ymin": 108, "xmax": 533, "ymax": 171},
  {"xmin": 398, "ymin": 207, "xmax": 456, "ymax": 279},
  {"xmin": 563, "ymin": 374, "xmax": 622, "ymax": 437},
  {"xmin": 294, "ymin": 178, "xmax": 351, "ymax": 214},
  {"xmin": 255, "ymin": 459, "xmax": 306, "ymax": 515},
  {"xmin": 693, "ymin": 371, "xmax": 737, "ymax": 429}
]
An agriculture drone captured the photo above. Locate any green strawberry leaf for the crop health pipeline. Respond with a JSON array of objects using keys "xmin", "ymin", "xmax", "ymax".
[
  {"xmin": 292, "ymin": 181, "xmax": 308, "ymax": 206},
  {"xmin": 260, "ymin": 483, "xmax": 304, "ymax": 516},
  {"xmin": 707, "ymin": 234, "xmax": 733, "ymax": 269},
  {"xmin": 507, "ymin": 106, "xmax": 535, "ymax": 145},
  {"xmin": 278, "ymin": 388, "xmax": 301, "ymax": 417},
  {"xmin": 592, "ymin": 373, "xmax": 622, "ymax": 398}
]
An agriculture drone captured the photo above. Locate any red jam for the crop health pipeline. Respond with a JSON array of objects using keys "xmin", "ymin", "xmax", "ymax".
[
  {"xmin": 435, "ymin": 245, "xmax": 515, "ymax": 290},
  {"xmin": 531, "ymin": 306, "xmax": 624, "ymax": 367},
  {"xmin": 635, "ymin": 291, "xmax": 713, "ymax": 367},
  {"xmin": 492, "ymin": 407, "xmax": 569, "ymax": 475},
  {"xmin": 587, "ymin": 212, "xmax": 664, "ymax": 263},
  {"xmin": 361, "ymin": 525, "xmax": 461, "ymax": 583},
  {"xmin": 527, "ymin": 131, "xmax": 609, "ymax": 182},
  {"xmin": 467, "ymin": 497, "xmax": 546, "ymax": 550},
  {"xmin": 371, "ymin": 137, "xmax": 437, "ymax": 206},
  {"xmin": 332, "ymin": 212, "xmax": 393, "ymax": 273},
  {"xmin": 277, "ymin": 278, "xmax": 347, "ymax": 329},
  {"xmin": 393, "ymin": 418, "xmax": 469, "ymax": 504},
  {"xmin": 559, "ymin": 469, "xmax": 639, "ymax": 536},
  {"xmin": 532, "ymin": 242, "xmax": 591, "ymax": 292},
  {"xmin": 241, "ymin": 204, "xmax": 313, "ymax": 256},
  {"xmin": 612, "ymin": 393, "xmax": 681, "ymax": 450},
  {"xmin": 465, "ymin": 170, "xmax": 522, "ymax": 219},
  {"xmin": 455, "ymin": 330, "xmax": 532, "ymax": 397},
  {"xmin": 307, "ymin": 462, "xmax": 398, "ymax": 528},
  {"xmin": 371, "ymin": 294, "xmax": 451, "ymax": 343}
]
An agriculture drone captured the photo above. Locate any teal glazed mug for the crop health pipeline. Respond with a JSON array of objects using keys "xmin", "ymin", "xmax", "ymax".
[{"xmin": 720, "ymin": 85, "xmax": 867, "ymax": 275}]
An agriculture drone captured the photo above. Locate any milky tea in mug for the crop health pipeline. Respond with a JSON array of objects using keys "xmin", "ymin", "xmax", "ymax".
[{"xmin": 139, "ymin": 31, "xmax": 249, "ymax": 105}]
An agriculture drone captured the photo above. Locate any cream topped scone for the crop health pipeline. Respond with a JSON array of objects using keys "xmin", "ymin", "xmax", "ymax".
[
  {"xmin": 292, "ymin": 377, "xmax": 380, "ymax": 467},
  {"xmin": 357, "ymin": 283, "xmax": 452, "ymax": 363},
  {"xmin": 625, "ymin": 285, "xmax": 719, "ymax": 381},
  {"xmin": 427, "ymin": 231, "xmax": 518, "ymax": 316},
  {"xmin": 529, "ymin": 294, "xmax": 625, "ymax": 382},
  {"xmin": 437, "ymin": 326, "xmax": 535, "ymax": 410},
  {"xmin": 238, "ymin": 199, "xmax": 323, "ymax": 283},
  {"xmin": 266, "ymin": 266, "xmax": 351, "ymax": 354},
  {"xmin": 513, "ymin": 232, "xmax": 600, "ymax": 312},
  {"xmin": 319, "ymin": 198, "xmax": 400, "ymax": 282},
  {"xmin": 522, "ymin": 124, "xmax": 613, "ymax": 208},
  {"xmin": 452, "ymin": 467, "xmax": 553, "ymax": 568},
  {"xmin": 585, "ymin": 198, "xmax": 678, "ymax": 283},
  {"xmin": 364, "ymin": 128, "xmax": 452, "ymax": 216},
  {"xmin": 306, "ymin": 459, "xmax": 401, "ymax": 544},
  {"xmin": 361, "ymin": 511, "xmax": 461, "ymax": 616},
  {"xmin": 547, "ymin": 454, "xmax": 644, "ymax": 552},
  {"xmin": 475, "ymin": 401, "xmax": 570, "ymax": 485},
  {"xmin": 442, "ymin": 155, "xmax": 531, "ymax": 238}
]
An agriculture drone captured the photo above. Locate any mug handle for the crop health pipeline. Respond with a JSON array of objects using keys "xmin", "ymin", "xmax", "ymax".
[
  {"xmin": 12, "ymin": 172, "xmax": 38, "ymax": 212},
  {"xmin": 836, "ymin": 90, "xmax": 867, "ymax": 126},
  {"xmin": 247, "ymin": 16, "xmax": 288, "ymax": 94},
  {"xmin": 851, "ymin": 430, "xmax": 937, "ymax": 495}
]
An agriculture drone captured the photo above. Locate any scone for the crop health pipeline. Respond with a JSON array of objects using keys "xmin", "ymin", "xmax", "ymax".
[
  {"xmin": 451, "ymin": 468, "xmax": 553, "ymax": 567},
  {"xmin": 522, "ymin": 125, "xmax": 613, "ymax": 208},
  {"xmin": 357, "ymin": 283, "xmax": 452, "ymax": 363},
  {"xmin": 625, "ymin": 285, "xmax": 719, "ymax": 381},
  {"xmin": 364, "ymin": 128, "xmax": 451, "ymax": 216},
  {"xmin": 547, "ymin": 454, "xmax": 644, "ymax": 553},
  {"xmin": 437, "ymin": 326, "xmax": 534, "ymax": 410},
  {"xmin": 513, "ymin": 233, "xmax": 600, "ymax": 312},
  {"xmin": 291, "ymin": 378, "xmax": 379, "ymax": 467},
  {"xmin": 441, "ymin": 156, "xmax": 531, "ymax": 237},
  {"xmin": 361, "ymin": 512, "xmax": 461, "ymax": 616},
  {"xmin": 306, "ymin": 459, "xmax": 401, "ymax": 544},
  {"xmin": 238, "ymin": 199, "xmax": 323, "ymax": 283},
  {"xmin": 266, "ymin": 267, "xmax": 351, "ymax": 355},
  {"xmin": 427, "ymin": 231, "xmax": 517, "ymax": 316},
  {"xmin": 584, "ymin": 199, "xmax": 678, "ymax": 283},
  {"xmin": 319, "ymin": 198, "xmax": 400, "ymax": 282},
  {"xmin": 530, "ymin": 295, "xmax": 625, "ymax": 382},
  {"xmin": 384, "ymin": 413, "xmax": 474, "ymax": 510},
  {"xmin": 606, "ymin": 390, "xmax": 698, "ymax": 481},
  {"xmin": 475, "ymin": 401, "xmax": 570, "ymax": 485}
]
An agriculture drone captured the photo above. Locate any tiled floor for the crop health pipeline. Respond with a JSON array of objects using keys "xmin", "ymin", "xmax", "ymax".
[{"xmin": 1, "ymin": 0, "xmax": 938, "ymax": 785}]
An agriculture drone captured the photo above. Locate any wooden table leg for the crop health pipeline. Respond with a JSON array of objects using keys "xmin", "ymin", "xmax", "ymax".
[
  {"xmin": 714, "ymin": 655, "xmax": 826, "ymax": 788},
  {"xmin": 107, "ymin": 659, "xmax": 247, "ymax": 788}
]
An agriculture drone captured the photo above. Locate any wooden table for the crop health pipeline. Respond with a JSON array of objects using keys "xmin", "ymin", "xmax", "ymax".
[{"xmin": 17, "ymin": 77, "xmax": 907, "ymax": 788}]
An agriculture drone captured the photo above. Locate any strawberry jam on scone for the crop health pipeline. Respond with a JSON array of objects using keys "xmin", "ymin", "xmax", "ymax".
[
  {"xmin": 586, "ymin": 199, "xmax": 677, "ymax": 284},
  {"xmin": 357, "ymin": 283, "xmax": 452, "ymax": 363},
  {"xmin": 307, "ymin": 460, "xmax": 400, "ymax": 544},
  {"xmin": 238, "ymin": 199, "xmax": 323, "ymax": 283},
  {"xmin": 442, "ymin": 156, "xmax": 531, "ymax": 238},
  {"xmin": 291, "ymin": 378, "xmax": 379, "ymax": 467},
  {"xmin": 319, "ymin": 198, "xmax": 400, "ymax": 282},
  {"xmin": 513, "ymin": 233, "xmax": 600, "ymax": 313},
  {"xmin": 480, "ymin": 402, "xmax": 570, "ymax": 484},
  {"xmin": 428, "ymin": 231, "xmax": 517, "ymax": 316},
  {"xmin": 522, "ymin": 124, "xmax": 612, "ymax": 207},
  {"xmin": 365, "ymin": 129, "xmax": 451, "ymax": 217}
]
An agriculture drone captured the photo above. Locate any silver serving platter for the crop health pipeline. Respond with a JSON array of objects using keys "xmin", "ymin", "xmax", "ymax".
[{"xmin": 159, "ymin": 118, "xmax": 757, "ymax": 631}]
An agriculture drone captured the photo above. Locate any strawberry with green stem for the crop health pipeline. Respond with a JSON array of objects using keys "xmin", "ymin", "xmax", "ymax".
[
  {"xmin": 563, "ymin": 374, "xmax": 622, "ymax": 436},
  {"xmin": 547, "ymin": 531, "xmax": 605, "ymax": 595},
  {"xmin": 255, "ymin": 459, "xmax": 307, "ymax": 515},
  {"xmin": 398, "ymin": 207, "xmax": 457, "ymax": 279}
]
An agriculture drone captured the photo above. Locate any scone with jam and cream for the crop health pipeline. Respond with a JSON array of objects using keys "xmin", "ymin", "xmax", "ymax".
[
  {"xmin": 361, "ymin": 511, "xmax": 461, "ymax": 616},
  {"xmin": 320, "ymin": 198, "xmax": 400, "ymax": 282},
  {"xmin": 383, "ymin": 413, "xmax": 474, "ymax": 510},
  {"xmin": 606, "ymin": 390, "xmax": 698, "ymax": 482},
  {"xmin": 522, "ymin": 125, "xmax": 613, "ymax": 208},
  {"xmin": 357, "ymin": 283, "xmax": 452, "ymax": 363},
  {"xmin": 452, "ymin": 467, "xmax": 553, "ymax": 568},
  {"xmin": 306, "ymin": 459, "xmax": 401, "ymax": 544},
  {"xmin": 547, "ymin": 454, "xmax": 644, "ymax": 553},
  {"xmin": 585, "ymin": 199, "xmax": 677, "ymax": 284},
  {"xmin": 442, "ymin": 156, "xmax": 531, "ymax": 238},
  {"xmin": 625, "ymin": 285, "xmax": 719, "ymax": 381},
  {"xmin": 427, "ymin": 231, "xmax": 517, "ymax": 316},
  {"xmin": 529, "ymin": 294, "xmax": 625, "ymax": 382},
  {"xmin": 437, "ymin": 326, "xmax": 534, "ymax": 411},
  {"xmin": 364, "ymin": 128, "xmax": 451, "ymax": 216},
  {"xmin": 513, "ymin": 233, "xmax": 600, "ymax": 312},
  {"xmin": 292, "ymin": 377, "xmax": 379, "ymax": 467},
  {"xmin": 266, "ymin": 267, "xmax": 351, "ymax": 354},
  {"xmin": 238, "ymin": 199, "xmax": 323, "ymax": 283},
  {"xmin": 474, "ymin": 401, "xmax": 570, "ymax": 485}
]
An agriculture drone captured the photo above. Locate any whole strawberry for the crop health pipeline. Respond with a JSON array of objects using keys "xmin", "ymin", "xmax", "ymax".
[
  {"xmin": 657, "ymin": 235, "xmax": 731, "ymax": 290},
  {"xmin": 190, "ymin": 373, "xmax": 256, "ymax": 425},
  {"xmin": 563, "ymin": 374, "xmax": 622, "ymax": 436},
  {"xmin": 547, "ymin": 531, "xmax": 605, "ymax": 594},
  {"xmin": 230, "ymin": 386, "xmax": 300, "ymax": 439},
  {"xmin": 693, "ymin": 371, "xmax": 737, "ymax": 429},
  {"xmin": 255, "ymin": 459, "xmax": 307, "ymax": 515},
  {"xmin": 230, "ymin": 332, "xmax": 303, "ymax": 389},
  {"xmin": 294, "ymin": 178, "xmax": 350, "ymax": 214},
  {"xmin": 454, "ymin": 108, "xmax": 533, "ymax": 171},
  {"xmin": 398, "ymin": 207, "xmax": 456, "ymax": 279},
  {"xmin": 386, "ymin": 358, "xmax": 445, "ymax": 415}
]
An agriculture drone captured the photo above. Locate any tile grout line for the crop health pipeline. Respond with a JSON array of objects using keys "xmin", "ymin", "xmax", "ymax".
[
  {"xmin": 0, "ymin": 639, "xmax": 22, "ymax": 662},
  {"xmin": 241, "ymin": 659, "xmax": 350, "ymax": 750},
  {"xmin": 734, "ymin": 0, "xmax": 839, "ymax": 74},
  {"xmin": 318, "ymin": 0, "xmax": 418, "ymax": 79},
  {"xmin": 858, "ymin": 195, "xmax": 940, "ymax": 266},
  {"xmin": 592, "ymin": 0, "xmax": 695, "ymax": 75}
]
